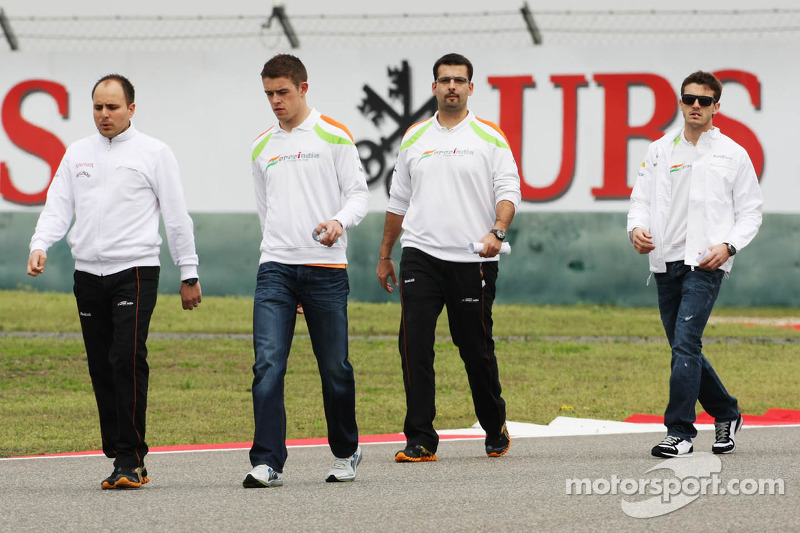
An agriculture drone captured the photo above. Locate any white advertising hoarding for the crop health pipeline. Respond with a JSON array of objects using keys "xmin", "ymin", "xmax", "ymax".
[{"xmin": 0, "ymin": 45, "xmax": 793, "ymax": 213}]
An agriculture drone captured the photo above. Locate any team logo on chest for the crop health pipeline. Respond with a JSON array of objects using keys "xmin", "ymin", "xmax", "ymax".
[
  {"xmin": 264, "ymin": 151, "xmax": 321, "ymax": 174},
  {"xmin": 417, "ymin": 147, "xmax": 475, "ymax": 164},
  {"xmin": 75, "ymin": 162, "xmax": 94, "ymax": 179}
]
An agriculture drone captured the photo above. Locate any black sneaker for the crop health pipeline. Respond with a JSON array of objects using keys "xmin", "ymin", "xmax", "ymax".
[
  {"xmin": 485, "ymin": 424, "xmax": 511, "ymax": 457},
  {"xmin": 395, "ymin": 444, "xmax": 437, "ymax": 463},
  {"xmin": 713, "ymin": 414, "xmax": 743, "ymax": 454},
  {"xmin": 651, "ymin": 435, "xmax": 693, "ymax": 458},
  {"xmin": 101, "ymin": 465, "xmax": 145, "ymax": 490}
]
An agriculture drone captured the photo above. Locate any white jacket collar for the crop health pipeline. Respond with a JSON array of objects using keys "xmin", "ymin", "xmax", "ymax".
[
  {"xmin": 98, "ymin": 121, "xmax": 137, "ymax": 143},
  {"xmin": 433, "ymin": 110, "xmax": 474, "ymax": 132},
  {"xmin": 273, "ymin": 108, "xmax": 319, "ymax": 134}
]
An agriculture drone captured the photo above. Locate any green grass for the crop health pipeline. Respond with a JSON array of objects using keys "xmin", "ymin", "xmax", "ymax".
[
  {"xmin": 1, "ymin": 290, "xmax": 799, "ymax": 457},
  {"xmin": 3, "ymin": 290, "xmax": 799, "ymax": 338}
]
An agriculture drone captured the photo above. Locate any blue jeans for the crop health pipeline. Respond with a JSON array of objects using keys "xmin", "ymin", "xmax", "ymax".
[
  {"xmin": 655, "ymin": 262, "xmax": 739, "ymax": 440},
  {"xmin": 249, "ymin": 262, "xmax": 358, "ymax": 471}
]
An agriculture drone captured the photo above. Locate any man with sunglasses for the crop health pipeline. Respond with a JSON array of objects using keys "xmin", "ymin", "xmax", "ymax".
[
  {"xmin": 376, "ymin": 53, "xmax": 521, "ymax": 462},
  {"xmin": 628, "ymin": 71, "xmax": 762, "ymax": 458}
]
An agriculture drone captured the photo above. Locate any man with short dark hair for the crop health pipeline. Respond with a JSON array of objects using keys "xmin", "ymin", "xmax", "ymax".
[
  {"xmin": 27, "ymin": 73, "xmax": 202, "ymax": 489},
  {"xmin": 628, "ymin": 70, "xmax": 762, "ymax": 458},
  {"xmin": 377, "ymin": 53, "xmax": 521, "ymax": 462},
  {"xmin": 244, "ymin": 54, "xmax": 369, "ymax": 488}
]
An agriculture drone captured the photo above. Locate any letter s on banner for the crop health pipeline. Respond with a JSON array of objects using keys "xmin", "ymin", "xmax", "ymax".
[
  {"xmin": 712, "ymin": 69, "xmax": 764, "ymax": 179},
  {"xmin": 1, "ymin": 79, "xmax": 69, "ymax": 205}
]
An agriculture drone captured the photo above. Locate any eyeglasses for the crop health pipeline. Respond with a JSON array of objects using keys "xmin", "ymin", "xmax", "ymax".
[
  {"xmin": 436, "ymin": 77, "xmax": 470, "ymax": 85},
  {"xmin": 681, "ymin": 94, "xmax": 716, "ymax": 107}
]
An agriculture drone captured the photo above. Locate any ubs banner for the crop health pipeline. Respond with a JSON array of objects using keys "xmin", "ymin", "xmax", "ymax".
[{"xmin": 1, "ymin": 46, "xmax": 797, "ymax": 304}]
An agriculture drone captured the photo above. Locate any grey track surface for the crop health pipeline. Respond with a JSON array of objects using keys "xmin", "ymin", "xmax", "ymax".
[{"xmin": 1, "ymin": 427, "xmax": 798, "ymax": 532}]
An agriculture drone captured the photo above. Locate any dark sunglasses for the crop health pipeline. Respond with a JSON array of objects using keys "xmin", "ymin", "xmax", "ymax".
[{"xmin": 681, "ymin": 94, "xmax": 716, "ymax": 107}]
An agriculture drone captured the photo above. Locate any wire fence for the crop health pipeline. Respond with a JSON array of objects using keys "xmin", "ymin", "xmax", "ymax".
[{"xmin": 1, "ymin": 8, "xmax": 800, "ymax": 51}]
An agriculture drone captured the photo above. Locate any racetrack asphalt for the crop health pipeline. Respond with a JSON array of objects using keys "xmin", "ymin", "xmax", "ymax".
[{"xmin": 2, "ymin": 426, "xmax": 798, "ymax": 532}]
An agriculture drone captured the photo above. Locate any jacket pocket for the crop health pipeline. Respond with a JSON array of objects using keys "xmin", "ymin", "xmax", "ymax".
[{"xmin": 705, "ymin": 161, "xmax": 735, "ymax": 207}]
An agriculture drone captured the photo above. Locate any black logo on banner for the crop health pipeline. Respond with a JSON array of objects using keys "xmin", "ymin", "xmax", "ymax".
[{"xmin": 357, "ymin": 61, "xmax": 437, "ymax": 194}]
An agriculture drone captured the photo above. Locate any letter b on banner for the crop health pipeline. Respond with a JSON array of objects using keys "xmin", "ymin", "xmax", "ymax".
[{"xmin": 593, "ymin": 73, "xmax": 677, "ymax": 199}]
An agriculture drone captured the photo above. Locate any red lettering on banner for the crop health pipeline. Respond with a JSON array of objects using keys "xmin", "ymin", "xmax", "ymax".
[
  {"xmin": 543, "ymin": 75, "xmax": 588, "ymax": 201},
  {"xmin": 592, "ymin": 73, "xmax": 677, "ymax": 199},
  {"xmin": 0, "ymin": 80, "xmax": 69, "ymax": 205},
  {"xmin": 713, "ymin": 69, "xmax": 764, "ymax": 179},
  {"xmin": 488, "ymin": 74, "xmax": 588, "ymax": 202},
  {"xmin": 487, "ymin": 75, "xmax": 535, "ymax": 192}
]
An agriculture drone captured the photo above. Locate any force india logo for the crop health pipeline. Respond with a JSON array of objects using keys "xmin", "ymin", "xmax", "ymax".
[
  {"xmin": 418, "ymin": 148, "xmax": 475, "ymax": 163},
  {"xmin": 265, "ymin": 151, "xmax": 321, "ymax": 172}
]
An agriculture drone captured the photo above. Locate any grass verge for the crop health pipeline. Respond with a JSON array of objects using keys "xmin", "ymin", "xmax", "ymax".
[{"xmin": 1, "ymin": 290, "xmax": 799, "ymax": 457}]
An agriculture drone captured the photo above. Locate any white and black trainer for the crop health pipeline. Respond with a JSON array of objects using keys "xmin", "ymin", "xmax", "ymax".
[
  {"xmin": 326, "ymin": 445, "xmax": 362, "ymax": 482},
  {"xmin": 712, "ymin": 414, "xmax": 743, "ymax": 454},
  {"xmin": 651, "ymin": 435, "xmax": 693, "ymax": 458},
  {"xmin": 243, "ymin": 464, "xmax": 283, "ymax": 488}
]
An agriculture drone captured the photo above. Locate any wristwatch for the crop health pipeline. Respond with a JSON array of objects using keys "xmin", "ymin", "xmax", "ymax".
[
  {"xmin": 182, "ymin": 278, "xmax": 199, "ymax": 286},
  {"xmin": 725, "ymin": 243, "xmax": 737, "ymax": 256},
  {"xmin": 490, "ymin": 229, "xmax": 506, "ymax": 241}
]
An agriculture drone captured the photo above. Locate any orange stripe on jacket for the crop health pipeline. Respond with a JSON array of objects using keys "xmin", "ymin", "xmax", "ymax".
[
  {"xmin": 403, "ymin": 117, "xmax": 433, "ymax": 137},
  {"xmin": 320, "ymin": 115, "xmax": 354, "ymax": 142},
  {"xmin": 475, "ymin": 117, "xmax": 511, "ymax": 145},
  {"xmin": 252, "ymin": 125, "xmax": 276, "ymax": 143}
]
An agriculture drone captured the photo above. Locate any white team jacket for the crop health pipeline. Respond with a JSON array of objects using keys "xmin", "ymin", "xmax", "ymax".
[
  {"xmin": 30, "ymin": 123, "xmax": 199, "ymax": 279},
  {"xmin": 388, "ymin": 111, "xmax": 521, "ymax": 263},
  {"xmin": 627, "ymin": 126, "xmax": 763, "ymax": 273},
  {"xmin": 251, "ymin": 109, "xmax": 369, "ymax": 265}
]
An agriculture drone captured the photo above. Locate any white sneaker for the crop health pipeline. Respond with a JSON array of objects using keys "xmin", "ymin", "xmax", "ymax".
[
  {"xmin": 325, "ymin": 445, "xmax": 362, "ymax": 482},
  {"xmin": 651, "ymin": 435, "xmax": 693, "ymax": 458},
  {"xmin": 243, "ymin": 464, "xmax": 283, "ymax": 488},
  {"xmin": 713, "ymin": 414, "xmax": 743, "ymax": 454}
]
